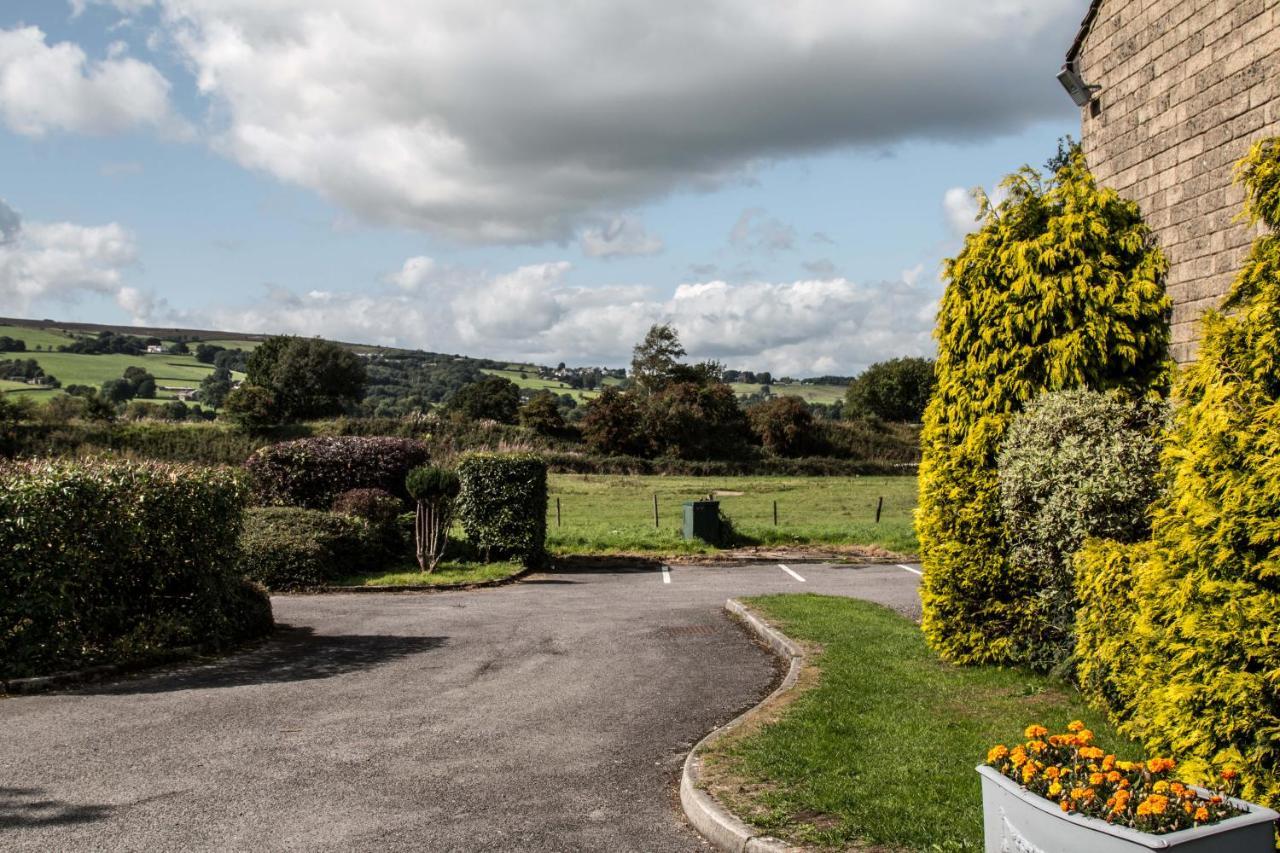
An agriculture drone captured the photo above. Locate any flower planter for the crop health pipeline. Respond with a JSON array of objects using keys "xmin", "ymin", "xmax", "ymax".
[{"xmin": 977, "ymin": 765, "xmax": 1278, "ymax": 852}]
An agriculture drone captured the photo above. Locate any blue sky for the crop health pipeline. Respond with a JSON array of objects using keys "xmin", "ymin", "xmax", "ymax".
[{"xmin": 0, "ymin": 1, "xmax": 1086, "ymax": 375}]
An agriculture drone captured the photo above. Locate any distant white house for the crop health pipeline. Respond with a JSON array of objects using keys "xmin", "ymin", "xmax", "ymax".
[{"xmin": 145, "ymin": 344, "xmax": 164, "ymax": 354}]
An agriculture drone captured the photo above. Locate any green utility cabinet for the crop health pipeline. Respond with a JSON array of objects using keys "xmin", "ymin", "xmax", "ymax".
[{"xmin": 683, "ymin": 500, "xmax": 721, "ymax": 545}]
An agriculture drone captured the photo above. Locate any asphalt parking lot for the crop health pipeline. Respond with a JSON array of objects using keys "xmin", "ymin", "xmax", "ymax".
[{"xmin": 1, "ymin": 561, "xmax": 921, "ymax": 852}]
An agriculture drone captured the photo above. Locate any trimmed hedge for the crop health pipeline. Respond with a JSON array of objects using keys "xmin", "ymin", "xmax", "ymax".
[
  {"xmin": 917, "ymin": 151, "xmax": 1171, "ymax": 666},
  {"xmin": 1074, "ymin": 139, "xmax": 1280, "ymax": 808},
  {"xmin": 245, "ymin": 435, "xmax": 429, "ymax": 509},
  {"xmin": 0, "ymin": 460, "xmax": 272, "ymax": 679},
  {"xmin": 238, "ymin": 507, "xmax": 378, "ymax": 590},
  {"xmin": 456, "ymin": 452, "xmax": 547, "ymax": 566},
  {"xmin": 996, "ymin": 389, "xmax": 1166, "ymax": 670}
]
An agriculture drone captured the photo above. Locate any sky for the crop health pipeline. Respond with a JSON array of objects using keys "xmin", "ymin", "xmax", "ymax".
[{"xmin": 0, "ymin": 0, "xmax": 1086, "ymax": 376}]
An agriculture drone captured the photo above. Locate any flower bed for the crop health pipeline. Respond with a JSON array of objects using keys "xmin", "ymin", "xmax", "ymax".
[{"xmin": 986, "ymin": 722, "xmax": 1242, "ymax": 832}]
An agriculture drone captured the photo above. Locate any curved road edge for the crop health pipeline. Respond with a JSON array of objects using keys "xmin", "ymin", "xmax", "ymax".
[{"xmin": 679, "ymin": 598, "xmax": 806, "ymax": 853}]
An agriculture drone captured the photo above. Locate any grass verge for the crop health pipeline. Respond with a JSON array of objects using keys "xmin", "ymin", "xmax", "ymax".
[
  {"xmin": 332, "ymin": 560, "xmax": 525, "ymax": 588},
  {"xmin": 701, "ymin": 594, "xmax": 1140, "ymax": 852}
]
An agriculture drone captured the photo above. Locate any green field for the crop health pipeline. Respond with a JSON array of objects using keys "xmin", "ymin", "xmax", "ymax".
[
  {"xmin": 481, "ymin": 367, "xmax": 605, "ymax": 403},
  {"xmin": 197, "ymin": 339, "xmax": 258, "ymax": 351},
  {"xmin": 730, "ymin": 382, "xmax": 847, "ymax": 405},
  {"xmin": 702, "ymin": 595, "xmax": 1140, "ymax": 851},
  {"xmin": 0, "ymin": 324, "xmax": 78, "ymax": 350},
  {"xmin": 546, "ymin": 474, "xmax": 917, "ymax": 555}
]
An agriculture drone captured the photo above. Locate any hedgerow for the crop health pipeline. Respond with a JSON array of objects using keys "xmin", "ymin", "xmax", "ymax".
[
  {"xmin": 0, "ymin": 459, "xmax": 272, "ymax": 678},
  {"xmin": 456, "ymin": 452, "xmax": 547, "ymax": 566},
  {"xmin": 245, "ymin": 435, "xmax": 429, "ymax": 508},
  {"xmin": 917, "ymin": 151, "xmax": 1171, "ymax": 666},
  {"xmin": 238, "ymin": 507, "xmax": 376, "ymax": 590},
  {"xmin": 1074, "ymin": 139, "xmax": 1280, "ymax": 807},
  {"xmin": 996, "ymin": 390, "xmax": 1166, "ymax": 670}
]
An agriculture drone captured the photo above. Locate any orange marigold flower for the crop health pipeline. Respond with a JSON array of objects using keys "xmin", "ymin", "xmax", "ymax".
[
  {"xmin": 1089, "ymin": 772, "xmax": 1105, "ymax": 786},
  {"xmin": 987, "ymin": 745, "xmax": 1009, "ymax": 763},
  {"xmin": 1221, "ymin": 769, "xmax": 1239, "ymax": 781},
  {"xmin": 1025, "ymin": 724, "xmax": 1049, "ymax": 739},
  {"xmin": 1060, "ymin": 800, "xmax": 1071, "ymax": 812},
  {"xmin": 1045, "ymin": 767, "xmax": 1060, "ymax": 780},
  {"xmin": 1195, "ymin": 806, "xmax": 1210, "ymax": 822},
  {"xmin": 1068, "ymin": 720, "xmax": 1085, "ymax": 732},
  {"xmin": 1076, "ymin": 729, "xmax": 1095, "ymax": 745},
  {"xmin": 1106, "ymin": 771, "xmax": 1121, "ymax": 784},
  {"xmin": 1147, "ymin": 758, "xmax": 1176, "ymax": 774},
  {"xmin": 1153, "ymin": 780, "xmax": 1170, "ymax": 794},
  {"xmin": 1080, "ymin": 746, "xmax": 1105, "ymax": 760}
]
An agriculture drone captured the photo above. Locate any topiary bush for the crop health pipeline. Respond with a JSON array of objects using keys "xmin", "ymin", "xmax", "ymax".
[
  {"xmin": 245, "ymin": 435, "xmax": 429, "ymax": 509},
  {"xmin": 0, "ymin": 459, "xmax": 272, "ymax": 678},
  {"xmin": 917, "ymin": 150, "xmax": 1171, "ymax": 666},
  {"xmin": 238, "ymin": 506, "xmax": 377, "ymax": 590},
  {"xmin": 1074, "ymin": 139, "xmax": 1280, "ymax": 809},
  {"xmin": 456, "ymin": 452, "xmax": 547, "ymax": 567},
  {"xmin": 996, "ymin": 389, "xmax": 1166, "ymax": 670},
  {"xmin": 406, "ymin": 465, "xmax": 461, "ymax": 572}
]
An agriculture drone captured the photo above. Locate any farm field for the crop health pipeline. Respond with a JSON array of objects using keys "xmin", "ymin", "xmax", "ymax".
[
  {"xmin": 481, "ymin": 367, "xmax": 606, "ymax": 402},
  {"xmin": 546, "ymin": 473, "xmax": 918, "ymax": 556},
  {"xmin": 0, "ymin": 324, "xmax": 78, "ymax": 350},
  {"xmin": 730, "ymin": 381, "xmax": 847, "ymax": 405}
]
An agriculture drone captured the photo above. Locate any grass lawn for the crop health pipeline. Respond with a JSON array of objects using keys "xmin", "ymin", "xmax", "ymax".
[
  {"xmin": 333, "ymin": 560, "xmax": 525, "ymax": 587},
  {"xmin": 546, "ymin": 474, "xmax": 917, "ymax": 556},
  {"xmin": 703, "ymin": 595, "xmax": 1141, "ymax": 851}
]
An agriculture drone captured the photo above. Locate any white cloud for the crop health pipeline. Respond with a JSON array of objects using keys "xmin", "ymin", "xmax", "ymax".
[
  {"xmin": 386, "ymin": 255, "xmax": 438, "ymax": 292},
  {"xmin": 145, "ymin": 0, "xmax": 1080, "ymax": 242},
  {"xmin": 0, "ymin": 26, "xmax": 178, "ymax": 137},
  {"xmin": 170, "ymin": 255, "xmax": 938, "ymax": 375},
  {"xmin": 0, "ymin": 199, "xmax": 153, "ymax": 320},
  {"xmin": 578, "ymin": 216, "xmax": 664, "ymax": 259},
  {"xmin": 943, "ymin": 186, "xmax": 982, "ymax": 236}
]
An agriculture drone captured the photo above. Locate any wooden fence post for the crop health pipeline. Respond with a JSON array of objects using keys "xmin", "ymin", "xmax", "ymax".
[
  {"xmin": 875, "ymin": 496, "xmax": 883, "ymax": 524},
  {"xmin": 653, "ymin": 493, "xmax": 659, "ymax": 529}
]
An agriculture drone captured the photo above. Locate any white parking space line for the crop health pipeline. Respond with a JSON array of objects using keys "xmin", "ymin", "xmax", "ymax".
[
  {"xmin": 778, "ymin": 564, "xmax": 806, "ymax": 583},
  {"xmin": 661, "ymin": 566, "xmax": 671, "ymax": 584},
  {"xmin": 897, "ymin": 564, "xmax": 923, "ymax": 576}
]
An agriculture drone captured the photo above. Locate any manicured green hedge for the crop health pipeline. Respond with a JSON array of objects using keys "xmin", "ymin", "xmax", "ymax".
[
  {"xmin": 0, "ymin": 460, "xmax": 272, "ymax": 679},
  {"xmin": 917, "ymin": 152, "xmax": 1171, "ymax": 666},
  {"xmin": 456, "ymin": 452, "xmax": 547, "ymax": 566},
  {"xmin": 244, "ymin": 435, "xmax": 429, "ymax": 509},
  {"xmin": 238, "ymin": 507, "xmax": 380, "ymax": 590},
  {"xmin": 1074, "ymin": 139, "xmax": 1280, "ymax": 809}
]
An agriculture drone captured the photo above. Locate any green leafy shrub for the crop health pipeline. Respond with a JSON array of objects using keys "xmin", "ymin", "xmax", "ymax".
[
  {"xmin": 245, "ymin": 435, "xmax": 429, "ymax": 508},
  {"xmin": 1074, "ymin": 139, "xmax": 1280, "ymax": 808},
  {"xmin": 746, "ymin": 396, "xmax": 816, "ymax": 457},
  {"xmin": 238, "ymin": 507, "xmax": 376, "ymax": 590},
  {"xmin": 844, "ymin": 356, "xmax": 935, "ymax": 422},
  {"xmin": 918, "ymin": 151, "xmax": 1171, "ymax": 666},
  {"xmin": 996, "ymin": 389, "xmax": 1166, "ymax": 670},
  {"xmin": 456, "ymin": 452, "xmax": 547, "ymax": 566},
  {"xmin": 332, "ymin": 487, "xmax": 405, "ymax": 562},
  {"xmin": 0, "ymin": 459, "xmax": 272, "ymax": 678}
]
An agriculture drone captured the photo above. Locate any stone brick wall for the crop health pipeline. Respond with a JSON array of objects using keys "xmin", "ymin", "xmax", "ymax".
[{"xmin": 1074, "ymin": 0, "xmax": 1280, "ymax": 362}]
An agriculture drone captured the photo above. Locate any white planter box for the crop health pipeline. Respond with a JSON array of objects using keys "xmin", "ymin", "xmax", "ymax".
[{"xmin": 978, "ymin": 765, "xmax": 1278, "ymax": 852}]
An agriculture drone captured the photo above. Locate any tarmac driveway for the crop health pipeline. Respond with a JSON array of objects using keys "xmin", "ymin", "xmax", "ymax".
[{"xmin": 1, "ymin": 561, "xmax": 921, "ymax": 852}]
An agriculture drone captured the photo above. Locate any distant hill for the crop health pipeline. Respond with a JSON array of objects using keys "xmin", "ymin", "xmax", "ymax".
[{"xmin": 0, "ymin": 316, "xmax": 849, "ymax": 411}]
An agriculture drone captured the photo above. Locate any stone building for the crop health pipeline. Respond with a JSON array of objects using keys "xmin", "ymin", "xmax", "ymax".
[{"xmin": 1063, "ymin": 0, "xmax": 1280, "ymax": 362}]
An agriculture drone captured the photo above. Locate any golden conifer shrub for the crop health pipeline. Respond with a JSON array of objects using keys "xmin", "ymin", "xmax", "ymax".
[
  {"xmin": 918, "ymin": 151, "xmax": 1171, "ymax": 665},
  {"xmin": 1074, "ymin": 139, "xmax": 1280, "ymax": 807}
]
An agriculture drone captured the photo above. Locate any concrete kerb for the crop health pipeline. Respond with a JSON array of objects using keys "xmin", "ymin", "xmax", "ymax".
[{"xmin": 679, "ymin": 598, "xmax": 806, "ymax": 853}]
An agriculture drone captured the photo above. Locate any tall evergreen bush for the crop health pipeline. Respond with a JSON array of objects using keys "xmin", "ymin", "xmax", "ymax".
[
  {"xmin": 1075, "ymin": 139, "xmax": 1280, "ymax": 806},
  {"xmin": 918, "ymin": 152, "xmax": 1171, "ymax": 665}
]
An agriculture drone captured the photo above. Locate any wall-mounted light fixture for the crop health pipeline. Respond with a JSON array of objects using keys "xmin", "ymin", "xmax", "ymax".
[{"xmin": 1057, "ymin": 63, "xmax": 1101, "ymax": 107}]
